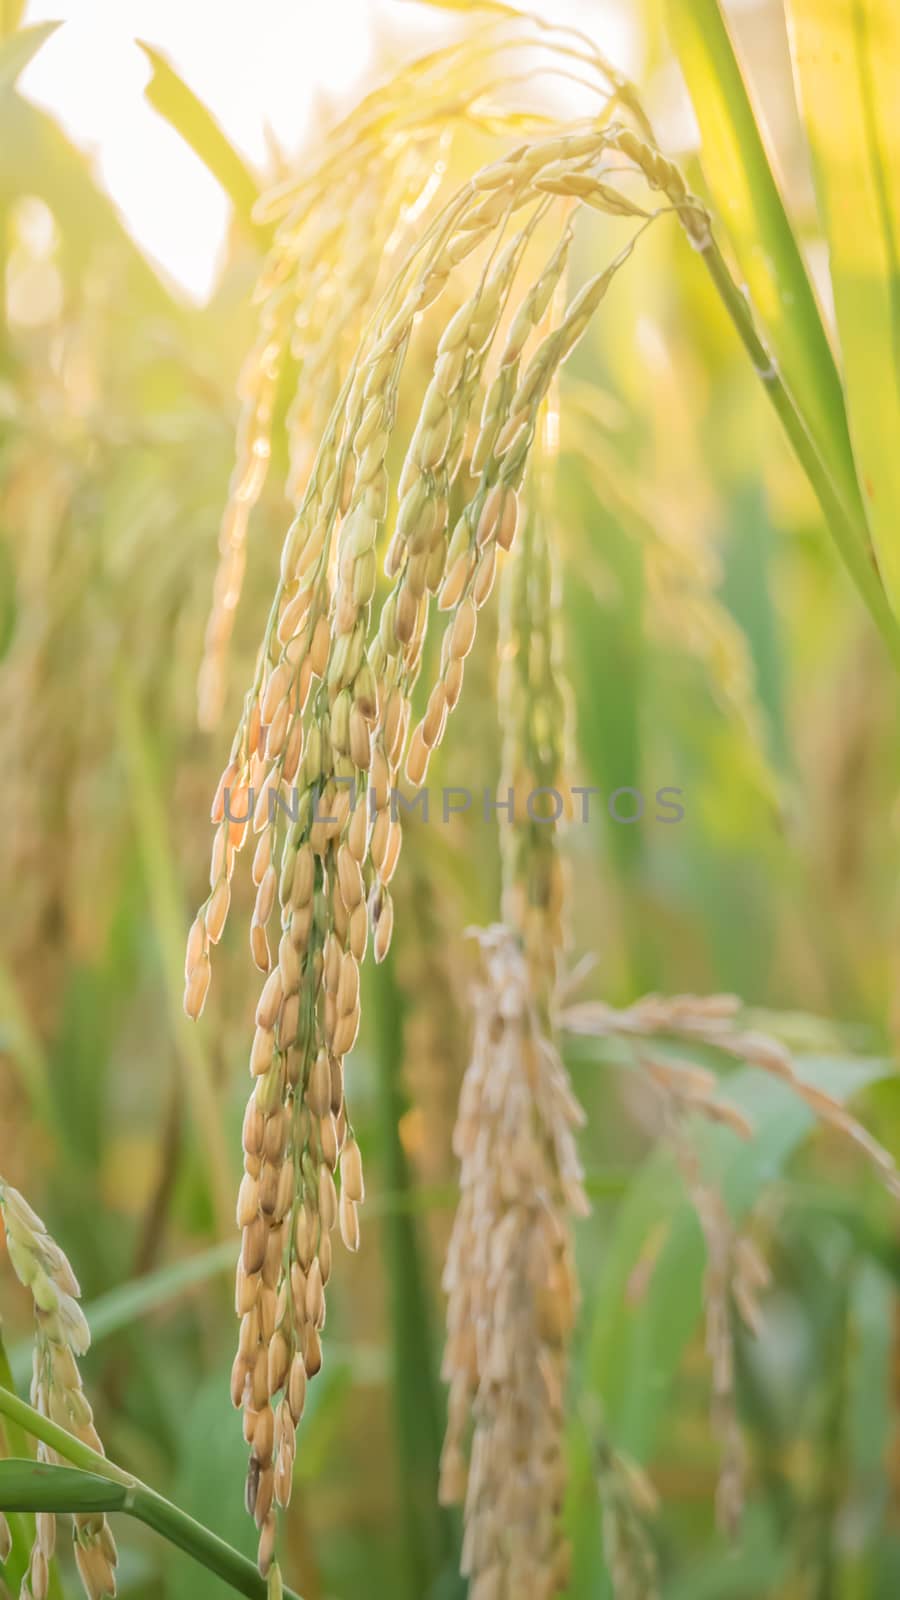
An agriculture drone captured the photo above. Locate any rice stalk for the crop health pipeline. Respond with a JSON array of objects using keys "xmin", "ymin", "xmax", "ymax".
[
  {"xmin": 0, "ymin": 1179, "xmax": 117, "ymax": 1600},
  {"xmin": 183, "ymin": 20, "xmax": 807, "ymax": 1571}
]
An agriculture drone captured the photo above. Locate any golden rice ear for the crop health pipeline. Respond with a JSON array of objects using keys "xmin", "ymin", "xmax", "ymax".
[
  {"xmin": 440, "ymin": 933, "xmax": 586, "ymax": 1596},
  {"xmin": 185, "ymin": 23, "xmax": 689, "ymax": 1570},
  {"xmin": 0, "ymin": 1178, "xmax": 118, "ymax": 1599}
]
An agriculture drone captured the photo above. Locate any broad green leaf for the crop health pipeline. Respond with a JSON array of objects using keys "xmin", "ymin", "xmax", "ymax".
[
  {"xmin": 720, "ymin": 485, "xmax": 789, "ymax": 776},
  {"xmin": 786, "ymin": 0, "xmax": 900, "ymax": 618},
  {"xmin": 364, "ymin": 951, "xmax": 459, "ymax": 1598},
  {"xmin": 663, "ymin": 0, "xmax": 863, "ymax": 537},
  {"xmin": 663, "ymin": 1505, "xmax": 788, "ymax": 1599},
  {"xmin": 566, "ymin": 503, "xmax": 645, "ymax": 880}
]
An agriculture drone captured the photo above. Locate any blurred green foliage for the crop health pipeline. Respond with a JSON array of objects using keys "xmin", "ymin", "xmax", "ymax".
[{"xmin": 1, "ymin": 6, "xmax": 900, "ymax": 1599}]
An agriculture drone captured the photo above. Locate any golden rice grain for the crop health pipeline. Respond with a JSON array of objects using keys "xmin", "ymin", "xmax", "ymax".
[
  {"xmin": 186, "ymin": 28, "xmax": 714, "ymax": 1568},
  {"xmin": 0, "ymin": 1179, "xmax": 118, "ymax": 1600},
  {"xmin": 440, "ymin": 931, "xmax": 585, "ymax": 1597}
]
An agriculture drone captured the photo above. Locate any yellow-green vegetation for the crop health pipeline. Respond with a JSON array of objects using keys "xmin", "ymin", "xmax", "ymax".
[{"xmin": 2, "ymin": 4, "xmax": 900, "ymax": 1599}]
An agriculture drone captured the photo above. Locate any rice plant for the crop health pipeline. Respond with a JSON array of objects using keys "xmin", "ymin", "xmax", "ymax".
[{"xmin": 2, "ymin": 3, "xmax": 899, "ymax": 1598}]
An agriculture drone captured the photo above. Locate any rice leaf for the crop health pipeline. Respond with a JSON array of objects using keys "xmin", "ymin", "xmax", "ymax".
[
  {"xmin": 664, "ymin": 0, "xmax": 865, "ymax": 539},
  {"xmin": 785, "ymin": 0, "xmax": 900, "ymax": 618},
  {"xmin": 568, "ymin": 1056, "xmax": 896, "ymax": 1590},
  {"xmin": 0, "ymin": 20, "xmax": 59, "ymax": 94},
  {"xmin": 365, "ymin": 951, "xmax": 457, "ymax": 1599},
  {"xmin": 137, "ymin": 42, "xmax": 265, "ymax": 235}
]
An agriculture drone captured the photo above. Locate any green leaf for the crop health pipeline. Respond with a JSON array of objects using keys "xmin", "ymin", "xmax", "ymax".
[
  {"xmin": 7, "ymin": 1242, "xmax": 234, "ymax": 1387},
  {"xmin": 0, "ymin": 1334, "xmax": 35, "ymax": 1591},
  {"xmin": 0, "ymin": 1386, "xmax": 304, "ymax": 1600},
  {"xmin": 0, "ymin": 20, "xmax": 60, "ymax": 94},
  {"xmin": 568, "ymin": 1055, "xmax": 896, "ymax": 1591},
  {"xmin": 663, "ymin": 1505, "xmax": 788, "ymax": 1599},
  {"xmin": 847, "ymin": 1263, "xmax": 893, "ymax": 1501},
  {"xmin": 115, "ymin": 667, "xmax": 232, "ymax": 1237},
  {"xmin": 137, "ymin": 42, "xmax": 265, "ymax": 235},
  {"xmin": 365, "ymin": 951, "xmax": 459, "ymax": 1598},
  {"xmin": 0, "ymin": 1460, "xmax": 124, "ymax": 1516},
  {"xmin": 663, "ymin": 0, "xmax": 864, "ymax": 536},
  {"xmin": 785, "ymin": 0, "xmax": 900, "ymax": 619},
  {"xmin": 164, "ymin": 1375, "xmax": 257, "ymax": 1600}
]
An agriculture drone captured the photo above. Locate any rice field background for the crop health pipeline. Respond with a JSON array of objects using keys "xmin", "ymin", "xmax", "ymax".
[{"xmin": 2, "ymin": 1, "xmax": 900, "ymax": 1597}]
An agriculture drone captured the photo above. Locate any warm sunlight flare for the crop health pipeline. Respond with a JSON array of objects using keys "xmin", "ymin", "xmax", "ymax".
[
  {"xmin": 20, "ymin": 0, "xmax": 638, "ymax": 300},
  {"xmin": 20, "ymin": 0, "xmax": 382, "ymax": 298}
]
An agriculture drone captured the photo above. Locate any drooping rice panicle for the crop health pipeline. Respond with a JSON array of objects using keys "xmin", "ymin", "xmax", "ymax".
[
  {"xmin": 438, "ymin": 364, "xmax": 586, "ymax": 1591},
  {"xmin": 559, "ymin": 992, "xmax": 900, "ymax": 1199},
  {"xmin": 439, "ymin": 929, "xmax": 587, "ymax": 1600},
  {"xmin": 591, "ymin": 1422, "xmax": 660, "ymax": 1600},
  {"xmin": 198, "ymin": 139, "xmax": 448, "ymax": 729},
  {"xmin": 0, "ymin": 1179, "xmax": 118, "ymax": 1600},
  {"xmin": 497, "ymin": 489, "xmax": 571, "ymax": 998},
  {"xmin": 185, "ymin": 116, "xmax": 693, "ymax": 1020},
  {"xmin": 557, "ymin": 987, "xmax": 900, "ymax": 1529},
  {"xmin": 197, "ymin": 285, "xmax": 291, "ymax": 732},
  {"xmin": 642, "ymin": 1068, "xmax": 768, "ymax": 1532},
  {"xmin": 183, "ymin": 25, "xmax": 723, "ymax": 1570},
  {"xmin": 195, "ymin": 0, "xmax": 653, "ymax": 732}
]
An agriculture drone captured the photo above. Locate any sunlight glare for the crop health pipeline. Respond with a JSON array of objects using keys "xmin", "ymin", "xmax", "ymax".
[
  {"xmin": 20, "ymin": 0, "xmax": 381, "ymax": 302},
  {"xmin": 19, "ymin": 0, "xmax": 640, "ymax": 303}
]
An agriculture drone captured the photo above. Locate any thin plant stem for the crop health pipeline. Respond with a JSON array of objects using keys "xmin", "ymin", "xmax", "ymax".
[
  {"xmin": 0, "ymin": 1462, "xmax": 125, "ymax": 1516},
  {"xmin": 695, "ymin": 233, "xmax": 900, "ymax": 671},
  {"xmin": 0, "ymin": 1387, "xmax": 303, "ymax": 1600},
  {"xmin": 0, "ymin": 1332, "xmax": 36, "ymax": 1591},
  {"xmin": 664, "ymin": 0, "xmax": 865, "ymax": 529},
  {"xmin": 365, "ymin": 951, "xmax": 458, "ymax": 1596}
]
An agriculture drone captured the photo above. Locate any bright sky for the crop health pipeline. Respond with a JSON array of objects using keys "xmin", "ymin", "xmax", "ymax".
[{"xmin": 19, "ymin": 0, "xmax": 638, "ymax": 302}]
